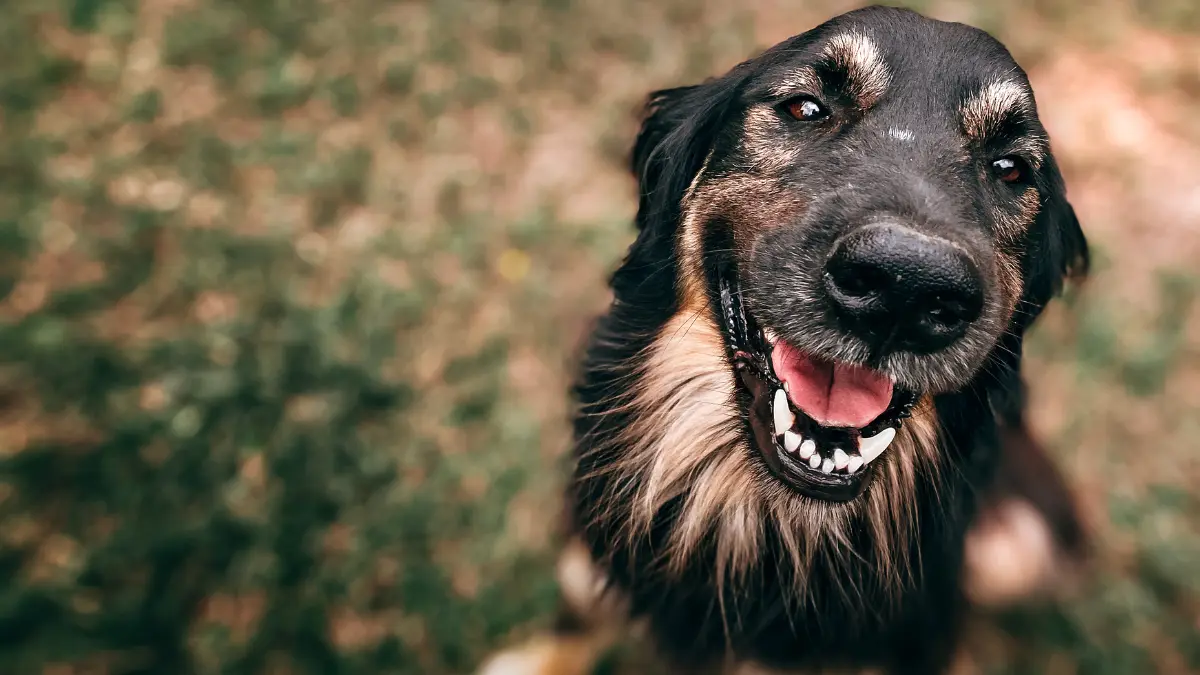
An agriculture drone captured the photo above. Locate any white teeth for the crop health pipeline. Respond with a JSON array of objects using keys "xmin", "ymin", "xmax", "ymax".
[
  {"xmin": 783, "ymin": 430, "xmax": 802, "ymax": 452},
  {"xmin": 808, "ymin": 453, "xmax": 821, "ymax": 469},
  {"xmin": 798, "ymin": 439, "xmax": 816, "ymax": 460},
  {"xmin": 847, "ymin": 454, "xmax": 864, "ymax": 474},
  {"xmin": 763, "ymin": 328, "xmax": 778, "ymax": 344},
  {"xmin": 833, "ymin": 448, "xmax": 849, "ymax": 470},
  {"xmin": 859, "ymin": 427, "xmax": 897, "ymax": 466},
  {"xmin": 772, "ymin": 389, "xmax": 794, "ymax": 435},
  {"xmin": 821, "ymin": 458, "xmax": 834, "ymax": 474}
]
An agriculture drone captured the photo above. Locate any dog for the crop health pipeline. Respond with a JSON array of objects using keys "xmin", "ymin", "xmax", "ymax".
[{"xmin": 480, "ymin": 6, "xmax": 1089, "ymax": 674}]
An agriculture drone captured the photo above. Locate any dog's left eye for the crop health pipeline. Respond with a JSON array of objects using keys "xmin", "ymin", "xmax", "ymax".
[
  {"xmin": 783, "ymin": 96, "xmax": 829, "ymax": 122},
  {"xmin": 991, "ymin": 157, "xmax": 1029, "ymax": 184}
]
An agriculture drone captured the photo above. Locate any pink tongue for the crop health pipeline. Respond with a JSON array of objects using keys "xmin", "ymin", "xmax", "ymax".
[{"xmin": 770, "ymin": 342, "xmax": 894, "ymax": 428}]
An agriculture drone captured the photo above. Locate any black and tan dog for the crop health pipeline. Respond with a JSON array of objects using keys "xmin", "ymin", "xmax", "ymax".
[{"xmin": 481, "ymin": 6, "xmax": 1089, "ymax": 674}]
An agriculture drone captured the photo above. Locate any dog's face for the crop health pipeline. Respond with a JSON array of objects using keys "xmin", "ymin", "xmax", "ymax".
[
  {"xmin": 575, "ymin": 7, "xmax": 1088, "ymax": 599},
  {"xmin": 623, "ymin": 7, "xmax": 1088, "ymax": 507}
]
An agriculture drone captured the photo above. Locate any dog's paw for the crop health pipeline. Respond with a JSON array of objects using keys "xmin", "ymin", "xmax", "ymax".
[
  {"xmin": 476, "ymin": 636, "xmax": 600, "ymax": 675},
  {"xmin": 962, "ymin": 497, "xmax": 1083, "ymax": 608}
]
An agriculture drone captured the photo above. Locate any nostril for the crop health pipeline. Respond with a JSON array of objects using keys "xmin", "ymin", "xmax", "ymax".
[
  {"xmin": 829, "ymin": 262, "xmax": 891, "ymax": 299},
  {"xmin": 823, "ymin": 267, "xmax": 891, "ymax": 320},
  {"xmin": 921, "ymin": 293, "xmax": 979, "ymax": 326}
]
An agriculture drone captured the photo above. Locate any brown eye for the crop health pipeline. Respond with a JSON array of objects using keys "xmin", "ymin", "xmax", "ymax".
[
  {"xmin": 992, "ymin": 157, "xmax": 1027, "ymax": 184},
  {"xmin": 784, "ymin": 97, "xmax": 829, "ymax": 121}
]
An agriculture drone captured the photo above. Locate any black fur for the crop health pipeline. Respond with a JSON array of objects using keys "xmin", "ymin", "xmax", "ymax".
[{"xmin": 568, "ymin": 7, "xmax": 1088, "ymax": 674}]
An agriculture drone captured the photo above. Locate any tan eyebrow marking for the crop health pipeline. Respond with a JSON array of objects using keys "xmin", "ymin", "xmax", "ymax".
[
  {"xmin": 821, "ymin": 32, "xmax": 891, "ymax": 107},
  {"xmin": 960, "ymin": 79, "xmax": 1032, "ymax": 141},
  {"xmin": 960, "ymin": 79, "xmax": 1049, "ymax": 167},
  {"xmin": 767, "ymin": 66, "xmax": 821, "ymax": 98}
]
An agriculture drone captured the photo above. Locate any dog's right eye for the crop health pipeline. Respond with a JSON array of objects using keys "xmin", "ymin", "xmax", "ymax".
[
  {"xmin": 783, "ymin": 96, "xmax": 829, "ymax": 122},
  {"xmin": 991, "ymin": 157, "xmax": 1029, "ymax": 185}
]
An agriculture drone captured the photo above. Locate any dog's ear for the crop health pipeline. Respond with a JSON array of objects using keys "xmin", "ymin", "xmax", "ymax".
[
  {"xmin": 985, "ymin": 168, "xmax": 1088, "ymax": 404},
  {"xmin": 630, "ymin": 85, "xmax": 704, "ymax": 197},
  {"xmin": 1013, "ymin": 164, "xmax": 1089, "ymax": 334},
  {"xmin": 1051, "ymin": 200, "xmax": 1089, "ymax": 283},
  {"xmin": 608, "ymin": 73, "xmax": 747, "ymax": 305},
  {"xmin": 629, "ymin": 75, "xmax": 746, "ymax": 235}
]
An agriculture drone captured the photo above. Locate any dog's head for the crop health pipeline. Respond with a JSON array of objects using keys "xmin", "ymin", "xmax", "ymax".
[{"xmin": 577, "ymin": 6, "xmax": 1086, "ymax": 594}]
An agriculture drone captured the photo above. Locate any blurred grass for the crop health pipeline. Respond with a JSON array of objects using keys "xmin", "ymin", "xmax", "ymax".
[{"xmin": 0, "ymin": 0, "xmax": 1197, "ymax": 673}]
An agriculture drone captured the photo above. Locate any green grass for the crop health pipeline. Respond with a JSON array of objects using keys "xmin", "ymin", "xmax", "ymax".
[{"xmin": 0, "ymin": 1, "xmax": 1198, "ymax": 673}]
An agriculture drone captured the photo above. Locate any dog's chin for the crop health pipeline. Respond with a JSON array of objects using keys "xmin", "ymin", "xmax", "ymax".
[{"xmin": 718, "ymin": 275, "xmax": 920, "ymax": 504}]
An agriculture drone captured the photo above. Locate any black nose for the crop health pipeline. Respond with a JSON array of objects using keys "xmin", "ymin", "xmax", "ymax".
[{"xmin": 823, "ymin": 224, "xmax": 984, "ymax": 353}]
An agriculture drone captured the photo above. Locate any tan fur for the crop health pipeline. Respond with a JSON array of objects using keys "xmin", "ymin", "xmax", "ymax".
[
  {"xmin": 995, "ymin": 250, "xmax": 1024, "ymax": 320},
  {"xmin": 994, "ymin": 187, "xmax": 1041, "ymax": 247},
  {"xmin": 582, "ymin": 306, "xmax": 943, "ymax": 603},
  {"xmin": 678, "ymin": 165, "xmax": 807, "ymax": 311},
  {"xmin": 991, "ymin": 187, "xmax": 1039, "ymax": 313},
  {"xmin": 677, "ymin": 150, "xmax": 716, "ymax": 308},
  {"xmin": 742, "ymin": 105, "xmax": 806, "ymax": 175},
  {"xmin": 959, "ymin": 80, "xmax": 1049, "ymax": 167},
  {"xmin": 960, "ymin": 80, "xmax": 1030, "ymax": 140},
  {"xmin": 767, "ymin": 33, "xmax": 891, "ymax": 111},
  {"xmin": 767, "ymin": 66, "xmax": 822, "ymax": 99},
  {"xmin": 822, "ymin": 32, "xmax": 891, "ymax": 108}
]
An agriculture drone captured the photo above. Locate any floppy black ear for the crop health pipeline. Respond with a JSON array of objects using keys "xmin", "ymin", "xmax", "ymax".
[
  {"xmin": 1013, "ymin": 176, "xmax": 1089, "ymax": 334},
  {"xmin": 985, "ymin": 184, "xmax": 1088, "ymax": 401},
  {"xmin": 629, "ymin": 74, "xmax": 747, "ymax": 236},
  {"xmin": 607, "ymin": 72, "xmax": 748, "ymax": 307},
  {"xmin": 1053, "ymin": 201, "xmax": 1089, "ymax": 282},
  {"xmin": 630, "ymin": 85, "xmax": 705, "ymax": 199}
]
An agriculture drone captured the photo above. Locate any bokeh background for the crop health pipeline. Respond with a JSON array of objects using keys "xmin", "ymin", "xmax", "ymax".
[{"xmin": 1, "ymin": 0, "xmax": 1198, "ymax": 673}]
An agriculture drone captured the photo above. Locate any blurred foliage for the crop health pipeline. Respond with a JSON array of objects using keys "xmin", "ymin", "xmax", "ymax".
[{"xmin": 0, "ymin": 1, "xmax": 1197, "ymax": 674}]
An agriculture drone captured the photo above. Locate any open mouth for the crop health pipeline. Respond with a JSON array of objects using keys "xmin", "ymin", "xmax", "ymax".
[{"xmin": 718, "ymin": 274, "xmax": 918, "ymax": 502}]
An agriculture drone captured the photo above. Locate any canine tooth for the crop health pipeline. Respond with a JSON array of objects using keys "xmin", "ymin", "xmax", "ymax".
[
  {"xmin": 783, "ymin": 431, "xmax": 802, "ymax": 452},
  {"xmin": 847, "ymin": 455, "xmax": 864, "ymax": 474},
  {"xmin": 763, "ymin": 328, "xmax": 778, "ymax": 344},
  {"xmin": 808, "ymin": 453, "xmax": 821, "ymax": 469},
  {"xmin": 833, "ymin": 448, "xmax": 849, "ymax": 470},
  {"xmin": 798, "ymin": 439, "xmax": 816, "ymax": 460},
  {"xmin": 772, "ymin": 389, "xmax": 794, "ymax": 435},
  {"xmin": 821, "ymin": 458, "xmax": 834, "ymax": 474},
  {"xmin": 859, "ymin": 427, "xmax": 897, "ymax": 466}
]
